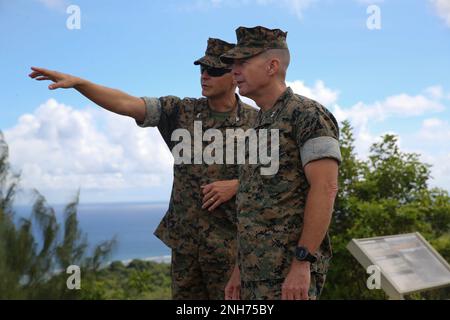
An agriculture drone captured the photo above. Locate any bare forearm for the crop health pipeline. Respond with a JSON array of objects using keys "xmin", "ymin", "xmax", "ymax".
[
  {"xmin": 297, "ymin": 184, "xmax": 337, "ymax": 253},
  {"xmin": 75, "ymin": 78, "xmax": 145, "ymax": 121}
]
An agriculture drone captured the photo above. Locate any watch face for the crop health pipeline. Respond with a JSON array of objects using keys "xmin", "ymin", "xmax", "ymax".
[{"xmin": 296, "ymin": 247, "xmax": 308, "ymax": 260}]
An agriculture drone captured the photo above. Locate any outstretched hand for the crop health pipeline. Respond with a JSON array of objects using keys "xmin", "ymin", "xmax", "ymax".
[{"xmin": 29, "ymin": 67, "xmax": 80, "ymax": 90}]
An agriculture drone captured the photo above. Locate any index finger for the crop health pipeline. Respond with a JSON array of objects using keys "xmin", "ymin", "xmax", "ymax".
[
  {"xmin": 30, "ymin": 66, "xmax": 55, "ymax": 76},
  {"xmin": 233, "ymin": 288, "xmax": 240, "ymax": 300},
  {"xmin": 208, "ymin": 198, "xmax": 222, "ymax": 211},
  {"xmin": 281, "ymin": 287, "xmax": 288, "ymax": 300},
  {"xmin": 300, "ymin": 286, "xmax": 309, "ymax": 300},
  {"xmin": 202, "ymin": 190, "xmax": 216, "ymax": 203},
  {"xmin": 201, "ymin": 184, "xmax": 213, "ymax": 194}
]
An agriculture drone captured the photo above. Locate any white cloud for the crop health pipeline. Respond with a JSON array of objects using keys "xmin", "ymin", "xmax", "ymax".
[
  {"xmin": 408, "ymin": 118, "xmax": 450, "ymax": 156},
  {"xmin": 401, "ymin": 119, "xmax": 450, "ymax": 191},
  {"xmin": 287, "ymin": 80, "xmax": 339, "ymax": 107},
  {"xmin": 429, "ymin": 153, "xmax": 450, "ymax": 191},
  {"xmin": 430, "ymin": 0, "xmax": 450, "ymax": 27},
  {"xmin": 334, "ymin": 86, "xmax": 450, "ymax": 192},
  {"xmin": 417, "ymin": 118, "xmax": 450, "ymax": 142},
  {"xmin": 381, "ymin": 93, "xmax": 444, "ymax": 116},
  {"xmin": 4, "ymin": 99, "xmax": 173, "ymax": 203},
  {"xmin": 333, "ymin": 87, "xmax": 445, "ymax": 131},
  {"xmin": 416, "ymin": 151, "xmax": 450, "ymax": 192},
  {"xmin": 425, "ymin": 85, "xmax": 444, "ymax": 100},
  {"xmin": 238, "ymin": 79, "xmax": 339, "ymax": 108}
]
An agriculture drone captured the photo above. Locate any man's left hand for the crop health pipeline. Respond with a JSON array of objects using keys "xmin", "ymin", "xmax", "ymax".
[
  {"xmin": 201, "ymin": 179, "xmax": 238, "ymax": 211},
  {"xmin": 281, "ymin": 260, "xmax": 311, "ymax": 300}
]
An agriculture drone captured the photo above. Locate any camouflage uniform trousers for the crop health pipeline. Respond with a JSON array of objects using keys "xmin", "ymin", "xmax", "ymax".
[
  {"xmin": 240, "ymin": 272, "xmax": 327, "ymax": 300},
  {"xmin": 171, "ymin": 249, "xmax": 235, "ymax": 300}
]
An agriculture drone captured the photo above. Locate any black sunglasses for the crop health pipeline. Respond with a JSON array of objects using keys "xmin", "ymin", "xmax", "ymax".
[{"xmin": 200, "ymin": 65, "xmax": 232, "ymax": 77}]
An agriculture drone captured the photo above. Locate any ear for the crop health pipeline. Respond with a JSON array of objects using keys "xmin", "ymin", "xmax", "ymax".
[{"xmin": 267, "ymin": 59, "xmax": 280, "ymax": 76}]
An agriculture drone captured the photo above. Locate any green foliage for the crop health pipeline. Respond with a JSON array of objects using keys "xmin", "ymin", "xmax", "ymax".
[
  {"xmin": 87, "ymin": 259, "xmax": 171, "ymax": 299},
  {"xmin": 323, "ymin": 121, "xmax": 450, "ymax": 300},
  {"xmin": 0, "ymin": 131, "xmax": 116, "ymax": 299}
]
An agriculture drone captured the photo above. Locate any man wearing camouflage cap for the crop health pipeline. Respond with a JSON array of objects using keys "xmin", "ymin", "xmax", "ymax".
[
  {"xmin": 29, "ymin": 38, "xmax": 257, "ymax": 299},
  {"xmin": 221, "ymin": 26, "xmax": 342, "ymax": 300}
]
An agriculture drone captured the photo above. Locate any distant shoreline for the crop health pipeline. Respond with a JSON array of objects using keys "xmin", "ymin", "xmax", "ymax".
[
  {"xmin": 13, "ymin": 201, "xmax": 170, "ymax": 209},
  {"xmin": 117, "ymin": 255, "xmax": 171, "ymax": 265},
  {"xmin": 12, "ymin": 202, "xmax": 172, "ymax": 267}
]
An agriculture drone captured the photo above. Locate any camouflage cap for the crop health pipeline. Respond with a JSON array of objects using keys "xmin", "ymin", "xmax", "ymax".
[
  {"xmin": 194, "ymin": 38, "xmax": 236, "ymax": 68},
  {"xmin": 220, "ymin": 26, "xmax": 288, "ymax": 64}
]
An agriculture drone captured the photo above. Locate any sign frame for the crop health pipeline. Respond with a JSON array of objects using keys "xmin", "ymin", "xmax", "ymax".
[{"xmin": 347, "ymin": 232, "xmax": 450, "ymax": 299}]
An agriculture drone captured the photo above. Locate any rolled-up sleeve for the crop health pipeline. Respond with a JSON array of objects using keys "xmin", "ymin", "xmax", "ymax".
[
  {"xmin": 293, "ymin": 101, "xmax": 342, "ymax": 167},
  {"xmin": 300, "ymin": 136, "xmax": 342, "ymax": 166},
  {"xmin": 135, "ymin": 97, "xmax": 162, "ymax": 128}
]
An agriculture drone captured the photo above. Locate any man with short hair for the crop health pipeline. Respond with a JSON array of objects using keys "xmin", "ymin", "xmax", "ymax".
[
  {"xmin": 221, "ymin": 26, "xmax": 341, "ymax": 300},
  {"xmin": 29, "ymin": 38, "xmax": 258, "ymax": 299}
]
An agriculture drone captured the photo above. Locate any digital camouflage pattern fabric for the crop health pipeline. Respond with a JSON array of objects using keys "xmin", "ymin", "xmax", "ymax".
[
  {"xmin": 171, "ymin": 248, "xmax": 236, "ymax": 299},
  {"xmin": 194, "ymin": 38, "xmax": 235, "ymax": 68},
  {"xmin": 137, "ymin": 94, "xmax": 257, "ymax": 299},
  {"xmin": 236, "ymin": 87, "xmax": 342, "ymax": 298},
  {"xmin": 220, "ymin": 26, "xmax": 288, "ymax": 63},
  {"xmin": 241, "ymin": 273, "xmax": 325, "ymax": 300}
]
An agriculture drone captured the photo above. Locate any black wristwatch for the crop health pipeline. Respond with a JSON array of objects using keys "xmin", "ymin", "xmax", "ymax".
[{"xmin": 295, "ymin": 246, "xmax": 317, "ymax": 263}]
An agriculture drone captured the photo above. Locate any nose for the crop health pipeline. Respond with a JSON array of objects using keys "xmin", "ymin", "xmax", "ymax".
[
  {"xmin": 232, "ymin": 63, "xmax": 241, "ymax": 76},
  {"xmin": 201, "ymin": 69, "xmax": 210, "ymax": 80}
]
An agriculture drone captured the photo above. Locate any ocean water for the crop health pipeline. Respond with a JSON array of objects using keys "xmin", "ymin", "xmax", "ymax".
[{"xmin": 13, "ymin": 202, "xmax": 171, "ymax": 263}]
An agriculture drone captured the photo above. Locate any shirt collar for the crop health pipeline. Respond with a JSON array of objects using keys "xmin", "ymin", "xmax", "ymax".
[
  {"xmin": 255, "ymin": 87, "xmax": 293, "ymax": 127},
  {"xmin": 205, "ymin": 94, "xmax": 243, "ymax": 128}
]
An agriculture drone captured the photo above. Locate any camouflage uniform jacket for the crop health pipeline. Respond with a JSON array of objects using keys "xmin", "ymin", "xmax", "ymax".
[
  {"xmin": 137, "ymin": 95, "xmax": 257, "ymax": 264},
  {"xmin": 236, "ymin": 87, "xmax": 342, "ymax": 281}
]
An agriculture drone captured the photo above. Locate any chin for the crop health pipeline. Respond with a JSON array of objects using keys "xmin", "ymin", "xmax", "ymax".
[{"xmin": 238, "ymin": 87, "xmax": 250, "ymax": 97}]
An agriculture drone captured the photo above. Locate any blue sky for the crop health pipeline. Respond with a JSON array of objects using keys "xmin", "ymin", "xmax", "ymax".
[{"xmin": 1, "ymin": 0, "xmax": 450, "ymax": 204}]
